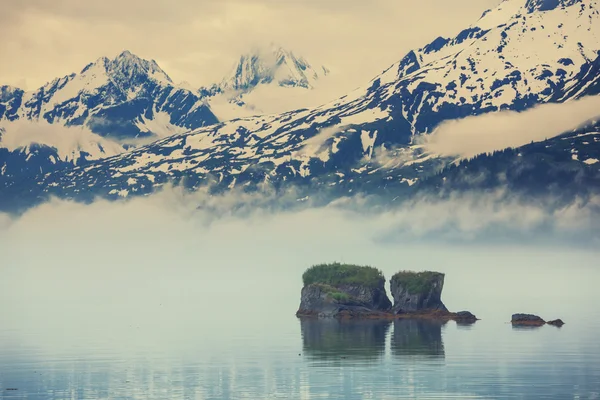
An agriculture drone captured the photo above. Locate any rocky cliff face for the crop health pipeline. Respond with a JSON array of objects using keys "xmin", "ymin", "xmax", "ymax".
[
  {"xmin": 336, "ymin": 283, "xmax": 392, "ymax": 311},
  {"xmin": 296, "ymin": 282, "xmax": 392, "ymax": 318},
  {"xmin": 390, "ymin": 271, "xmax": 448, "ymax": 314}
]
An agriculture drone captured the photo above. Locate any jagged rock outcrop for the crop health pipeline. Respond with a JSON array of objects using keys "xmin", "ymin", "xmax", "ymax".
[
  {"xmin": 296, "ymin": 263, "xmax": 392, "ymax": 318},
  {"xmin": 390, "ymin": 271, "xmax": 448, "ymax": 314}
]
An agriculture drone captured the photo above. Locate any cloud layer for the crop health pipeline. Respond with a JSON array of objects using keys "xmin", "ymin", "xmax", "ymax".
[
  {"xmin": 0, "ymin": 120, "xmax": 125, "ymax": 162},
  {"xmin": 422, "ymin": 96, "xmax": 600, "ymax": 158},
  {"xmin": 2, "ymin": 185, "xmax": 599, "ymax": 248},
  {"xmin": 1, "ymin": 186, "xmax": 598, "ymax": 359}
]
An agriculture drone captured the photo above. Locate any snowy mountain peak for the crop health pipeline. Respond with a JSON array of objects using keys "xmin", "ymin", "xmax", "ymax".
[
  {"xmin": 0, "ymin": 49, "xmax": 218, "ymax": 144},
  {"xmin": 78, "ymin": 50, "xmax": 172, "ymax": 87},
  {"xmin": 108, "ymin": 50, "xmax": 172, "ymax": 85},
  {"xmin": 219, "ymin": 44, "xmax": 328, "ymax": 92}
]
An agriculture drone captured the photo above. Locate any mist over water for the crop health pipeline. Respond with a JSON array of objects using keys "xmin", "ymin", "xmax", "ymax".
[{"xmin": 1, "ymin": 189, "xmax": 599, "ymax": 398}]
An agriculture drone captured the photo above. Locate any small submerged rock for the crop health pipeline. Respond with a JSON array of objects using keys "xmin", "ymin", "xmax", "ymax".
[
  {"xmin": 511, "ymin": 313, "xmax": 546, "ymax": 326},
  {"xmin": 453, "ymin": 311, "xmax": 478, "ymax": 323},
  {"xmin": 511, "ymin": 314, "xmax": 564, "ymax": 327}
]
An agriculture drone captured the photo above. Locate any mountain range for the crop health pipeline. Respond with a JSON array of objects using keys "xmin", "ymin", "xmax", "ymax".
[
  {"xmin": 0, "ymin": 45, "xmax": 329, "ymax": 192},
  {"xmin": 1, "ymin": 0, "xmax": 599, "ymax": 213}
]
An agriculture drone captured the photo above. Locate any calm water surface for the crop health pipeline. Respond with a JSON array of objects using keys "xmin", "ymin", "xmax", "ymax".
[
  {"xmin": 1, "ymin": 313, "xmax": 599, "ymax": 399},
  {"xmin": 1, "ymin": 248, "xmax": 599, "ymax": 399}
]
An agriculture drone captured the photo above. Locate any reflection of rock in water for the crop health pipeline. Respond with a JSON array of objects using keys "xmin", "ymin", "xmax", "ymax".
[
  {"xmin": 511, "ymin": 324, "xmax": 544, "ymax": 331},
  {"xmin": 456, "ymin": 320, "xmax": 476, "ymax": 330},
  {"xmin": 391, "ymin": 319, "xmax": 446, "ymax": 358},
  {"xmin": 300, "ymin": 319, "xmax": 391, "ymax": 361}
]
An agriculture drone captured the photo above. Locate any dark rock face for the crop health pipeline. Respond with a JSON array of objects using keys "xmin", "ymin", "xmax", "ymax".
[
  {"xmin": 525, "ymin": 0, "xmax": 582, "ymax": 13},
  {"xmin": 296, "ymin": 281, "xmax": 392, "ymax": 319},
  {"xmin": 511, "ymin": 313, "xmax": 546, "ymax": 326},
  {"xmin": 390, "ymin": 272, "xmax": 448, "ymax": 314},
  {"xmin": 547, "ymin": 319, "xmax": 565, "ymax": 327},
  {"xmin": 336, "ymin": 284, "xmax": 392, "ymax": 311}
]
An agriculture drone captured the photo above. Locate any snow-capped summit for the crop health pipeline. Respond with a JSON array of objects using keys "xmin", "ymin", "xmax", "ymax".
[
  {"xmin": 202, "ymin": 44, "xmax": 332, "ymax": 119},
  {"xmin": 219, "ymin": 44, "xmax": 329, "ymax": 92},
  {"xmin": 0, "ymin": 50, "xmax": 218, "ymax": 141},
  {"xmin": 89, "ymin": 50, "xmax": 173, "ymax": 88}
]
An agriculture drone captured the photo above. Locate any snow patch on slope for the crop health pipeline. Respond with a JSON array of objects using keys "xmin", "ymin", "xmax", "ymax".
[
  {"xmin": 476, "ymin": 0, "xmax": 524, "ymax": 30},
  {"xmin": 134, "ymin": 109, "xmax": 189, "ymax": 139},
  {"xmin": 48, "ymin": 60, "xmax": 110, "ymax": 108}
]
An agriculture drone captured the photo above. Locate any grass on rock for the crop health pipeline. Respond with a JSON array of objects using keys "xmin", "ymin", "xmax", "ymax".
[
  {"xmin": 312, "ymin": 283, "xmax": 352, "ymax": 302},
  {"xmin": 303, "ymin": 263, "xmax": 384, "ymax": 288},
  {"xmin": 390, "ymin": 271, "xmax": 444, "ymax": 293}
]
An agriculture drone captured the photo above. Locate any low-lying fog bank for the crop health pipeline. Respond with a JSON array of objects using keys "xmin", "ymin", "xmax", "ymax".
[{"xmin": 1, "ymin": 187, "xmax": 598, "ymax": 354}]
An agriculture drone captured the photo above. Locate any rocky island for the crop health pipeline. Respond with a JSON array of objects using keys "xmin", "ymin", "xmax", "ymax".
[
  {"xmin": 296, "ymin": 263, "xmax": 477, "ymax": 322},
  {"xmin": 295, "ymin": 263, "xmax": 392, "ymax": 319}
]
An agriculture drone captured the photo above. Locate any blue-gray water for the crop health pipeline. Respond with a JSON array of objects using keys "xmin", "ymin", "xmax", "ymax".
[
  {"xmin": 1, "ymin": 209, "xmax": 600, "ymax": 400},
  {"xmin": 1, "ymin": 306, "xmax": 599, "ymax": 399}
]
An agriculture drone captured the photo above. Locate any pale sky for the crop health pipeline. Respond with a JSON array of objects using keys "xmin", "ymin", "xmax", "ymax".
[{"xmin": 1, "ymin": 0, "xmax": 501, "ymax": 92}]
